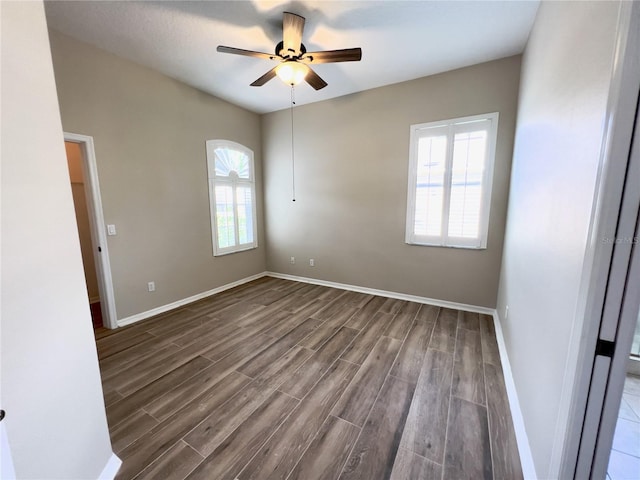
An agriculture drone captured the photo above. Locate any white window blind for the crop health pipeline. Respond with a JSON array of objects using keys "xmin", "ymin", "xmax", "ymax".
[
  {"xmin": 406, "ymin": 113, "xmax": 498, "ymax": 249},
  {"xmin": 206, "ymin": 140, "xmax": 257, "ymax": 256}
]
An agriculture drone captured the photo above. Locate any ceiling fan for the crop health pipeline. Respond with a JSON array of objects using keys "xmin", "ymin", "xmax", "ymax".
[{"xmin": 217, "ymin": 12, "xmax": 362, "ymax": 90}]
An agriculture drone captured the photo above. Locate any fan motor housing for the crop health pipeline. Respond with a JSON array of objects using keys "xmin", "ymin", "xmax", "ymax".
[{"xmin": 276, "ymin": 41, "xmax": 306, "ymax": 59}]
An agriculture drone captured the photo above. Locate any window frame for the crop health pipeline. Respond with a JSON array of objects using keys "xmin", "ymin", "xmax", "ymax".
[
  {"xmin": 405, "ymin": 112, "xmax": 499, "ymax": 249},
  {"xmin": 206, "ymin": 139, "xmax": 258, "ymax": 256}
]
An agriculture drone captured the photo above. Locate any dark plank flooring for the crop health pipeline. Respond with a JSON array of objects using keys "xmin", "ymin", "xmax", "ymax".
[{"xmin": 94, "ymin": 277, "xmax": 523, "ymax": 480}]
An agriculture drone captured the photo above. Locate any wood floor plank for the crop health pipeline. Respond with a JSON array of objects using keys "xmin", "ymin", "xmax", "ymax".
[
  {"xmin": 458, "ymin": 310, "xmax": 481, "ymax": 332},
  {"xmin": 249, "ymin": 345, "xmax": 314, "ymax": 389},
  {"xmin": 185, "ymin": 390, "xmax": 298, "ymax": 480},
  {"xmin": 344, "ymin": 296, "xmax": 386, "ymax": 330},
  {"xmin": 480, "ymin": 313, "xmax": 501, "ymax": 366},
  {"xmin": 99, "ymin": 333, "xmax": 178, "ymax": 376},
  {"xmin": 288, "ymin": 415, "xmax": 360, "ymax": 480},
  {"xmin": 292, "ymin": 283, "xmax": 320, "ymax": 296},
  {"xmin": 415, "ymin": 304, "xmax": 440, "ymax": 323},
  {"xmin": 398, "ymin": 300, "xmax": 422, "ymax": 316},
  {"xmin": 237, "ymin": 318, "xmax": 322, "ymax": 378},
  {"xmin": 182, "ymin": 295, "xmax": 244, "ymax": 317},
  {"xmin": 169, "ymin": 317, "xmax": 233, "ymax": 347},
  {"xmin": 239, "ymin": 308, "xmax": 292, "ymax": 334},
  {"xmin": 104, "ymin": 390, "xmax": 123, "ymax": 407},
  {"xmin": 338, "ymin": 375, "xmax": 415, "ymax": 480},
  {"xmin": 311, "ymin": 296, "xmax": 355, "ymax": 322},
  {"xmin": 276, "ymin": 293, "xmax": 324, "ymax": 314},
  {"xmin": 429, "ymin": 307, "xmax": 458, "ymax": 353},
  {"xmin": 135, "ymin": 441, "xmax": 203, "ymax": 480},
  {"xmin": 212, "ymin": 302, "xmax": 262, "ymax": 322},
  {"xmin": 101, "ymin": 344, "xmax": 182, "ymax": 391},
  {"xmin": 143, "ymin": 312, "xmax": 215, "ymax": 339},
  {"xmin": 443, "ymin": 397, "xmax": 493, "ymax": 480},
  {"xmin": 389, "ymin": 316, "xmax": 435, "ymax": 384},
  {"xmin": 106, "ymin": 356, "xmax": 212, "ymax": 428},
  {"xmin": 242, "ymin": 288, "xmax": 290, "ymax": 306},
  {"xmin": 312, "ymin": 285, "xmax": 348, "ymax": 301},
  {"xmin": 384, "ymin": 310, "xmax": 417, "ymax": 340},
  {"xmin": 199, "ymin": 325, "xmax": 269, "ymax": 362},
  {"xmin": 332, "ymin": 336, "xmax": 403, "ymax": 426},
  {"xmin": 263, "ymin": 300, "xmax": 328, "ymax": 338},
  {"xmin": 184, "ymin": 381, "xmax": 277, "ymax": 457},
  {"xmin": 400, "ymin": 348, "xmax": 453, "ymax": 463},
  {"xmin": 452, "ymin": 328, "xmax": 486, "ymax": 405},
  {"xmin": 233, "ymin": 303, "xmax": 281, "ymax": 328},
  {"xmin": 271, "ymin": 279, "xmax": 307, "ymax": 295},
  {"xmin": 379, "ymin": 297, "xmax": 405, "ymax": 314},
  {"xmin": 182, "ymin": 344, "xmax": 310, "ymax": 458},
  {"xmin": 390, "ymin": 447, "xmax": 442, "ymax": 480},
  {"xmin": 340, "ymin": 291, "xmax": 375, "ymax": 308},
  {"xmin": 485, "ymin": 362, "xmax": 524, "ymax": 480},
  {"xmin": 114, "ymin": 345, "xmax": 206, "ymax": 397},
  {"xmin": 110, "ymin": 409, "xmax": 159, "ymax": 454},
  {"xmin": 144, "ymin": 334, "xmax": 274, "ymax": 421},
  {"xmin": 340, "ymin": 311, "xmax": 394, "ymax": 365},
  {"xmin": 104, "ymin": 321, "xmax": 232, "ymax": 384},
  {"xmin": 116, "ymin": 371, "xmax": 251, "ymax": 480},
  {"xmin": 96, "ymin": 330, "xmax": 156, "ymax": 360},
  {"xmin": 299, "ymin": 304, "xmax": 359, "ymax": 350},
  {"xmin": 237, "ymin": 359, "xmax": 358, "ymax": 480},
  {"xmin": 279, "ymin": 327, "xmax": 359, "ymax": 399}
]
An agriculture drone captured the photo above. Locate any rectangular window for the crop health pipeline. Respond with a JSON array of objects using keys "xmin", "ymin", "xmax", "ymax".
[
  {"xmin": 406, "ymin": 113, "xmax": 498, "ymax": 249},
  {"xmin": 206, "ymin": 140, "xmax": 258, "ymax": 256}
]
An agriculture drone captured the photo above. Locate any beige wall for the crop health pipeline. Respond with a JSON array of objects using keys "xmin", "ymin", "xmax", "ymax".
[
  {"xmin": 496, "ymin": 2, "xmax": 623, "ymax": 477},
  {"xmin": 262, "ymin": 56, "xmax": 520, "ymax": 308},
  {"xmin": 66, "ymin": 141, "xmax": 101, "ymax": 302},
  {"xmin": 1, "ymin": 2, "xmax": 114, "ymax": 477},
  {"xmin": 49, "ymin": 31, "xmax": 266, "ymax": 320}
]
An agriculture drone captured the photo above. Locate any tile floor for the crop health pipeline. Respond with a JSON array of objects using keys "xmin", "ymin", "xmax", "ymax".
[{"xmin": 607, "ymin": 374, "xmax": 640, "ymax": 480}]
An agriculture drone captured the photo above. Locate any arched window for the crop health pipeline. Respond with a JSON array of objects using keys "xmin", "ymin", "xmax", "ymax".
[{"xmin": 206, "ymin": 140, "xmax": 257, "ymax": 256}]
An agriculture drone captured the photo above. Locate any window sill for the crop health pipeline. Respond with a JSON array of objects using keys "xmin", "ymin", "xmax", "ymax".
[
  {"xmin": 213, "ymin": 245, "xmax": 258, "ymax": 257},
  {"xmin": 406, "ymin": 241, "xmax": 487, "ymax": 250}
]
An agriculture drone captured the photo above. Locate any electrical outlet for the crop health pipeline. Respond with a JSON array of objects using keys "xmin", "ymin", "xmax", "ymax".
[
  {"xmin": 148, "ymin": 281, "xmax": 155, "ymax": 292},
  {"xmin": 309, "ymin": 259, "xmax": 315, "ymax": 267},
  {"xmin": 290, "ymin": 256, "xmax": 295, "ymax": 264}
]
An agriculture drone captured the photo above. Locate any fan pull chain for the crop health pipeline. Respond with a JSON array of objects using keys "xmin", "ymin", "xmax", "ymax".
[{"xmin": 290, "ymin": 85, "xmax": 296, "ymax": 202}]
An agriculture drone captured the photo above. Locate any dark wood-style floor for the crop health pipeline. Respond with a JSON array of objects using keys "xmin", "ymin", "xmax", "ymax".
[{"xmin": 95, "ymin": 277, "xmax": 523, "ymax": 480}]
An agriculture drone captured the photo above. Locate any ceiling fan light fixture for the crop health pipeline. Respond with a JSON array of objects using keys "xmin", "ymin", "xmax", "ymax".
[{"xmin": 276, "ymin": 61, "xmax": 309, "ymax": 85}]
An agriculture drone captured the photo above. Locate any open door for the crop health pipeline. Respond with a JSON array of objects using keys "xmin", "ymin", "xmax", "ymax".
[
  {"xmin": 64, "ymin": 133, "xmax": 118, "ymax": 329},
  {"xmin": 574, "ymin": 90, "xmax": 640, "ymax": 478}
]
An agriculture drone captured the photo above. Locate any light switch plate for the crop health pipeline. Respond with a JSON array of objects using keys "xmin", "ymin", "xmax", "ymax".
[{"xmin": 107, "ymin": 224, "xmax": 117, "ymax": 236}]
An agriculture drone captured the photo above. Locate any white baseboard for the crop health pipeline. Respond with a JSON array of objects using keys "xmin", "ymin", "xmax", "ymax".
[
  {"xmin": 117, "ymin": 272, "xmax": 268, "ymax": 327},
  {"xmin": 97, "ymin": 453, "xmax": 121, "ymax": 480},
  {"xmin": 492, "ymin": 311, "xmax": 537, "ymax": 480},
  {"xmin": 266, "ymin": 271, "xmax": 495, "ymax": 314}
]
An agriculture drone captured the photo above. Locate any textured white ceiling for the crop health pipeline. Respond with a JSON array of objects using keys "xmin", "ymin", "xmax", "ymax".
[{"xmin": 44, "ymin": 1, "xmax": 539, "ymax": 114}]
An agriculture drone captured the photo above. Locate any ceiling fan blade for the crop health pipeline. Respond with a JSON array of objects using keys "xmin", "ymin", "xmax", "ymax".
[
  {"xmin": 217, "ymin": 45, "xmax": 277, "ymax": 61},
  {"xmin": 282, "ymin": 12, "xmax": 305, "ymax": 57},
  {"xmin": 305, "ymin": 67, "xmax": 328, "ymax": 90},
  {"xmin": 250, "ymin": 66, "xmax": 278, "ymax": 87},
  {"xmin": 300, "ymin": 48, "xmax": 362, "ymax": 64}
]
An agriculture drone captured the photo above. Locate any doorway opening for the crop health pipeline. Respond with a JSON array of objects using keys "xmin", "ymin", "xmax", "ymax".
[
  {"xmin": 63, "ymin": 133, "xmax": 118, "ymax": 329},
  {"xmin": 65, "ymin": 141, "xmax": 102, "ymax": 327}
]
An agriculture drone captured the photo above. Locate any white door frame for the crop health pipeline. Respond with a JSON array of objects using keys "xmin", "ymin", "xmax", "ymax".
[
  {"xmin": 558, "ymin": 1, "xmax": 640, "ymax": 476},
  {"xmin": 64, "ymin": 132, "xmax": 118, "ymax": 329}
]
